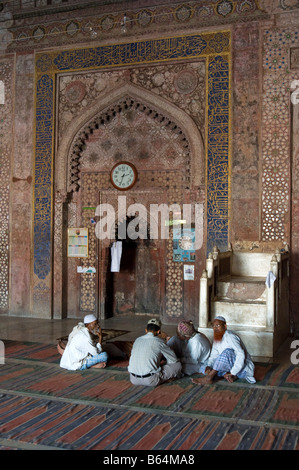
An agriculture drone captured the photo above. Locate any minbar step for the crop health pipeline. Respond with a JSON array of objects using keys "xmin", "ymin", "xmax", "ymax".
[
  {"xmin": 217, "ymin": 276, "xmax": 267, "ymax": 302},
  {"xmin": 211, "ymin": 299, "xmax": 267, "ymax": 328}
]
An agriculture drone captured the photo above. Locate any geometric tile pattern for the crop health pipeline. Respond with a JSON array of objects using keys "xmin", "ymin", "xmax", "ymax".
[
  {"xmin": 8, "ymin": 0, "xmax": 266, "ymax": 53},
  {"xmin": 261, "ymin": 26, "xmax": 299, "ymax": 241},
  {"xmin": 0, "ymin": 58, "xmax": 13, "ymax": 311}
]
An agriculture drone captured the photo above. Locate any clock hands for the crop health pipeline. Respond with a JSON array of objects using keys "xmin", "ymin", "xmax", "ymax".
[{"xmin": 119, "ymin": 172, "xmax": 131, "ymax": 182}]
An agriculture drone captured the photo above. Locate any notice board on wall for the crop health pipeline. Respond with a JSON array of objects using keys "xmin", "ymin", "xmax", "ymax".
[
  {"xmin": 173, "ymin": 228, "xmax": 196, "ymax": 262},
  {"xmin": 67, "ymin": 228, "xmax": 89, "ymax": 258}
]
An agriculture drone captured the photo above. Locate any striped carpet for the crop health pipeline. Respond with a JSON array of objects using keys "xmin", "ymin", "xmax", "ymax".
[{"xmin": 0, "ymin": 340, "xmax": 298, "ymax": 450}]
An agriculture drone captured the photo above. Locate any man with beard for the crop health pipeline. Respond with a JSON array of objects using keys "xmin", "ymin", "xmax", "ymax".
[
  {"xmin": 192, "ymin": 316, "xmax": 256, "ymax": 385},
  {"xmin": 60, "ymin": 314, "xmax": 108, "ymax": 370}
]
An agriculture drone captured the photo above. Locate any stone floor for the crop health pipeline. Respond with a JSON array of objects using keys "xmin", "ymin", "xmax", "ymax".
[
  {"xmin": 0, "ymin": 314, "xmax": 182, "ymax": 345},
  {"xmin": 0, "ymin": 314, "xmax": 295, "ymax": 365}
]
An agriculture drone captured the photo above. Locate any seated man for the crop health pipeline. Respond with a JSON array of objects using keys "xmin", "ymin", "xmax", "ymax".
[
  {"xmin": 167, "ymin": 320, "xmax": 211, "ymax": 376},
  {"xmin": 192, "ymin": 316, "xmax": 256, "ymax": 385},
  {"xmin": 60, "ymin": 314, "xmax": 108, "ymax": 371},
  {"xmin": 128, "ymin": 318, "xmax": 182, "ymax": 387}
]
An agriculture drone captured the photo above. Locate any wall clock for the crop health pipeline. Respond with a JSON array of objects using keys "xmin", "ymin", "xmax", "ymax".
[
  {"xmin": 178, "ymin": 235, "xmax": 194, "ymax": 250},
  {"xmin": 110, "ymin": 161, "xmax": 138, "ymax": 190}
]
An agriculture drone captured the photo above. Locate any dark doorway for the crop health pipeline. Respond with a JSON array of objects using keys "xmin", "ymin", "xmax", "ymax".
[{"xmin": 104, "ymin": 217, "xmax": 162, "ymax": 317}]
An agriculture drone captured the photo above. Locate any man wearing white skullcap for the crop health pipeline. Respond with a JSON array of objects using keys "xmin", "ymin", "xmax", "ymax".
[
  {"xmin": 60, "ymin": 314, "xmax": 108, "ymax": 371},
  {"xmin": 83, "ymin": 314, "xmax": 97, "ymax": 324},
  {"xmin": 128, "ymin": 318, "xmax": 182, "ymax": 386},
  {"xmin": 192, "ymin": 316, "xmax": 256, "ymax": 385}
]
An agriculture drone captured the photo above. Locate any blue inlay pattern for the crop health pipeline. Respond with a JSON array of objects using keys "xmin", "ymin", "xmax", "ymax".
[
  {"xmin": 34, "ymin": 74, "xmax": 54, "ymax": 280},
  {"xmin": 207, "ymin": 55, "xmax": 230, "ymax": 253},
  {"xmin": 52, "ymin": 36, "xmax": 209, "ymax": 71}
]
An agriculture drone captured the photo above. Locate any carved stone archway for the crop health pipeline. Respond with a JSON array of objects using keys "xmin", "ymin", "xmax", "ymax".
[{"xmin": 55, "ymin": 82, "xmax": 205, "ymax": 193}]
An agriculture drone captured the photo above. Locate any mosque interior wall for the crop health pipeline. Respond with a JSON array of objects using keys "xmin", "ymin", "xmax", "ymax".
[{"xmin": 0, "ymin": 0, "xmax": 298, "ymax": 337}]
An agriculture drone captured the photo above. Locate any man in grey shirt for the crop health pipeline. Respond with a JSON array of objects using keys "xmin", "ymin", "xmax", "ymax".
[{"xmin": 128, "ymin": 318, "xmax": 182, "ymax": 386}]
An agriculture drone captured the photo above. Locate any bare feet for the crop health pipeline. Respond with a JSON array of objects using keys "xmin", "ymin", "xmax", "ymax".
[
  {"xmin": 223, "ymin": 373, "xmax": 236, "ymax": 383},
  {"xmin": 91, "ymin": 362, "xmax": 107, "ymax": 369},
  {"xmin": 192, "ymin": 367, "xmax": 218, "ymax": 385},
  {"xmin": 192, "ymin": 376, "xmax": 213, "ymax": 385}
]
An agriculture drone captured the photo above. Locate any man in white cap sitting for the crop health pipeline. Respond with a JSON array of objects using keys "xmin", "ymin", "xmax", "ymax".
[
  {"xmin": 60, "ymin": 314, "xmax": 108, "ymax": 371},
  {"xmin": 192, "ymin": 316, "xmax": 256, "ymax": 385},
  {"xmin": 128, "ymin": 318, "xmax": 182, "ymax": 386}
]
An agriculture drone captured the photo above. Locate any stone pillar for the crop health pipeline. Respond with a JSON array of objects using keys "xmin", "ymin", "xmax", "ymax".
[
  {"xmin": 53, "ymin": 190, "xmax": 68, "ymax": 319},
  {"xmin": 199, "ymin": 269, "xmax": 209, "ymax": 328}
]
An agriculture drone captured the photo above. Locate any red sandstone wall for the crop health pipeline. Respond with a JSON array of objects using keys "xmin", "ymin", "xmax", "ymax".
[
  {"xmin": 231, "ymin": 23, "xmax": 260, "ymax": 242},
  {"xmin": 9, "ymin": 55, "xmax": 34, "ymax": 317}
]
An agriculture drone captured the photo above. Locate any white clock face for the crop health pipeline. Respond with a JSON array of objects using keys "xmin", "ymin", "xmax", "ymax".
[
  {"xmin": 179, "ymin": 236, "xmax": 193, "ymax": 250},
  {"xmin": 111, "ymin": 162, "xmax": 137, "ymax": 190}
]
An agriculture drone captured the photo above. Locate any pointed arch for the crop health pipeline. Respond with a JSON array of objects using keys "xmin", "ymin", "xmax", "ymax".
[{"xmin": 55, "ymin": 81, "xmax": 205, "ymax": 193}]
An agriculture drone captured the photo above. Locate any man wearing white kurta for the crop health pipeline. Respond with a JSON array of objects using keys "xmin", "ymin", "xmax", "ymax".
[
  {"xmin": 192, "ymin": 316, "xmax": 256, "ymax": 385},
  {"xmin": 167, "ymin": 320, "xmax": 211, "ymax": 376},
  {"xmin": 60, "ymin": 314, "xmax": 108, "ymax": 371}
]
